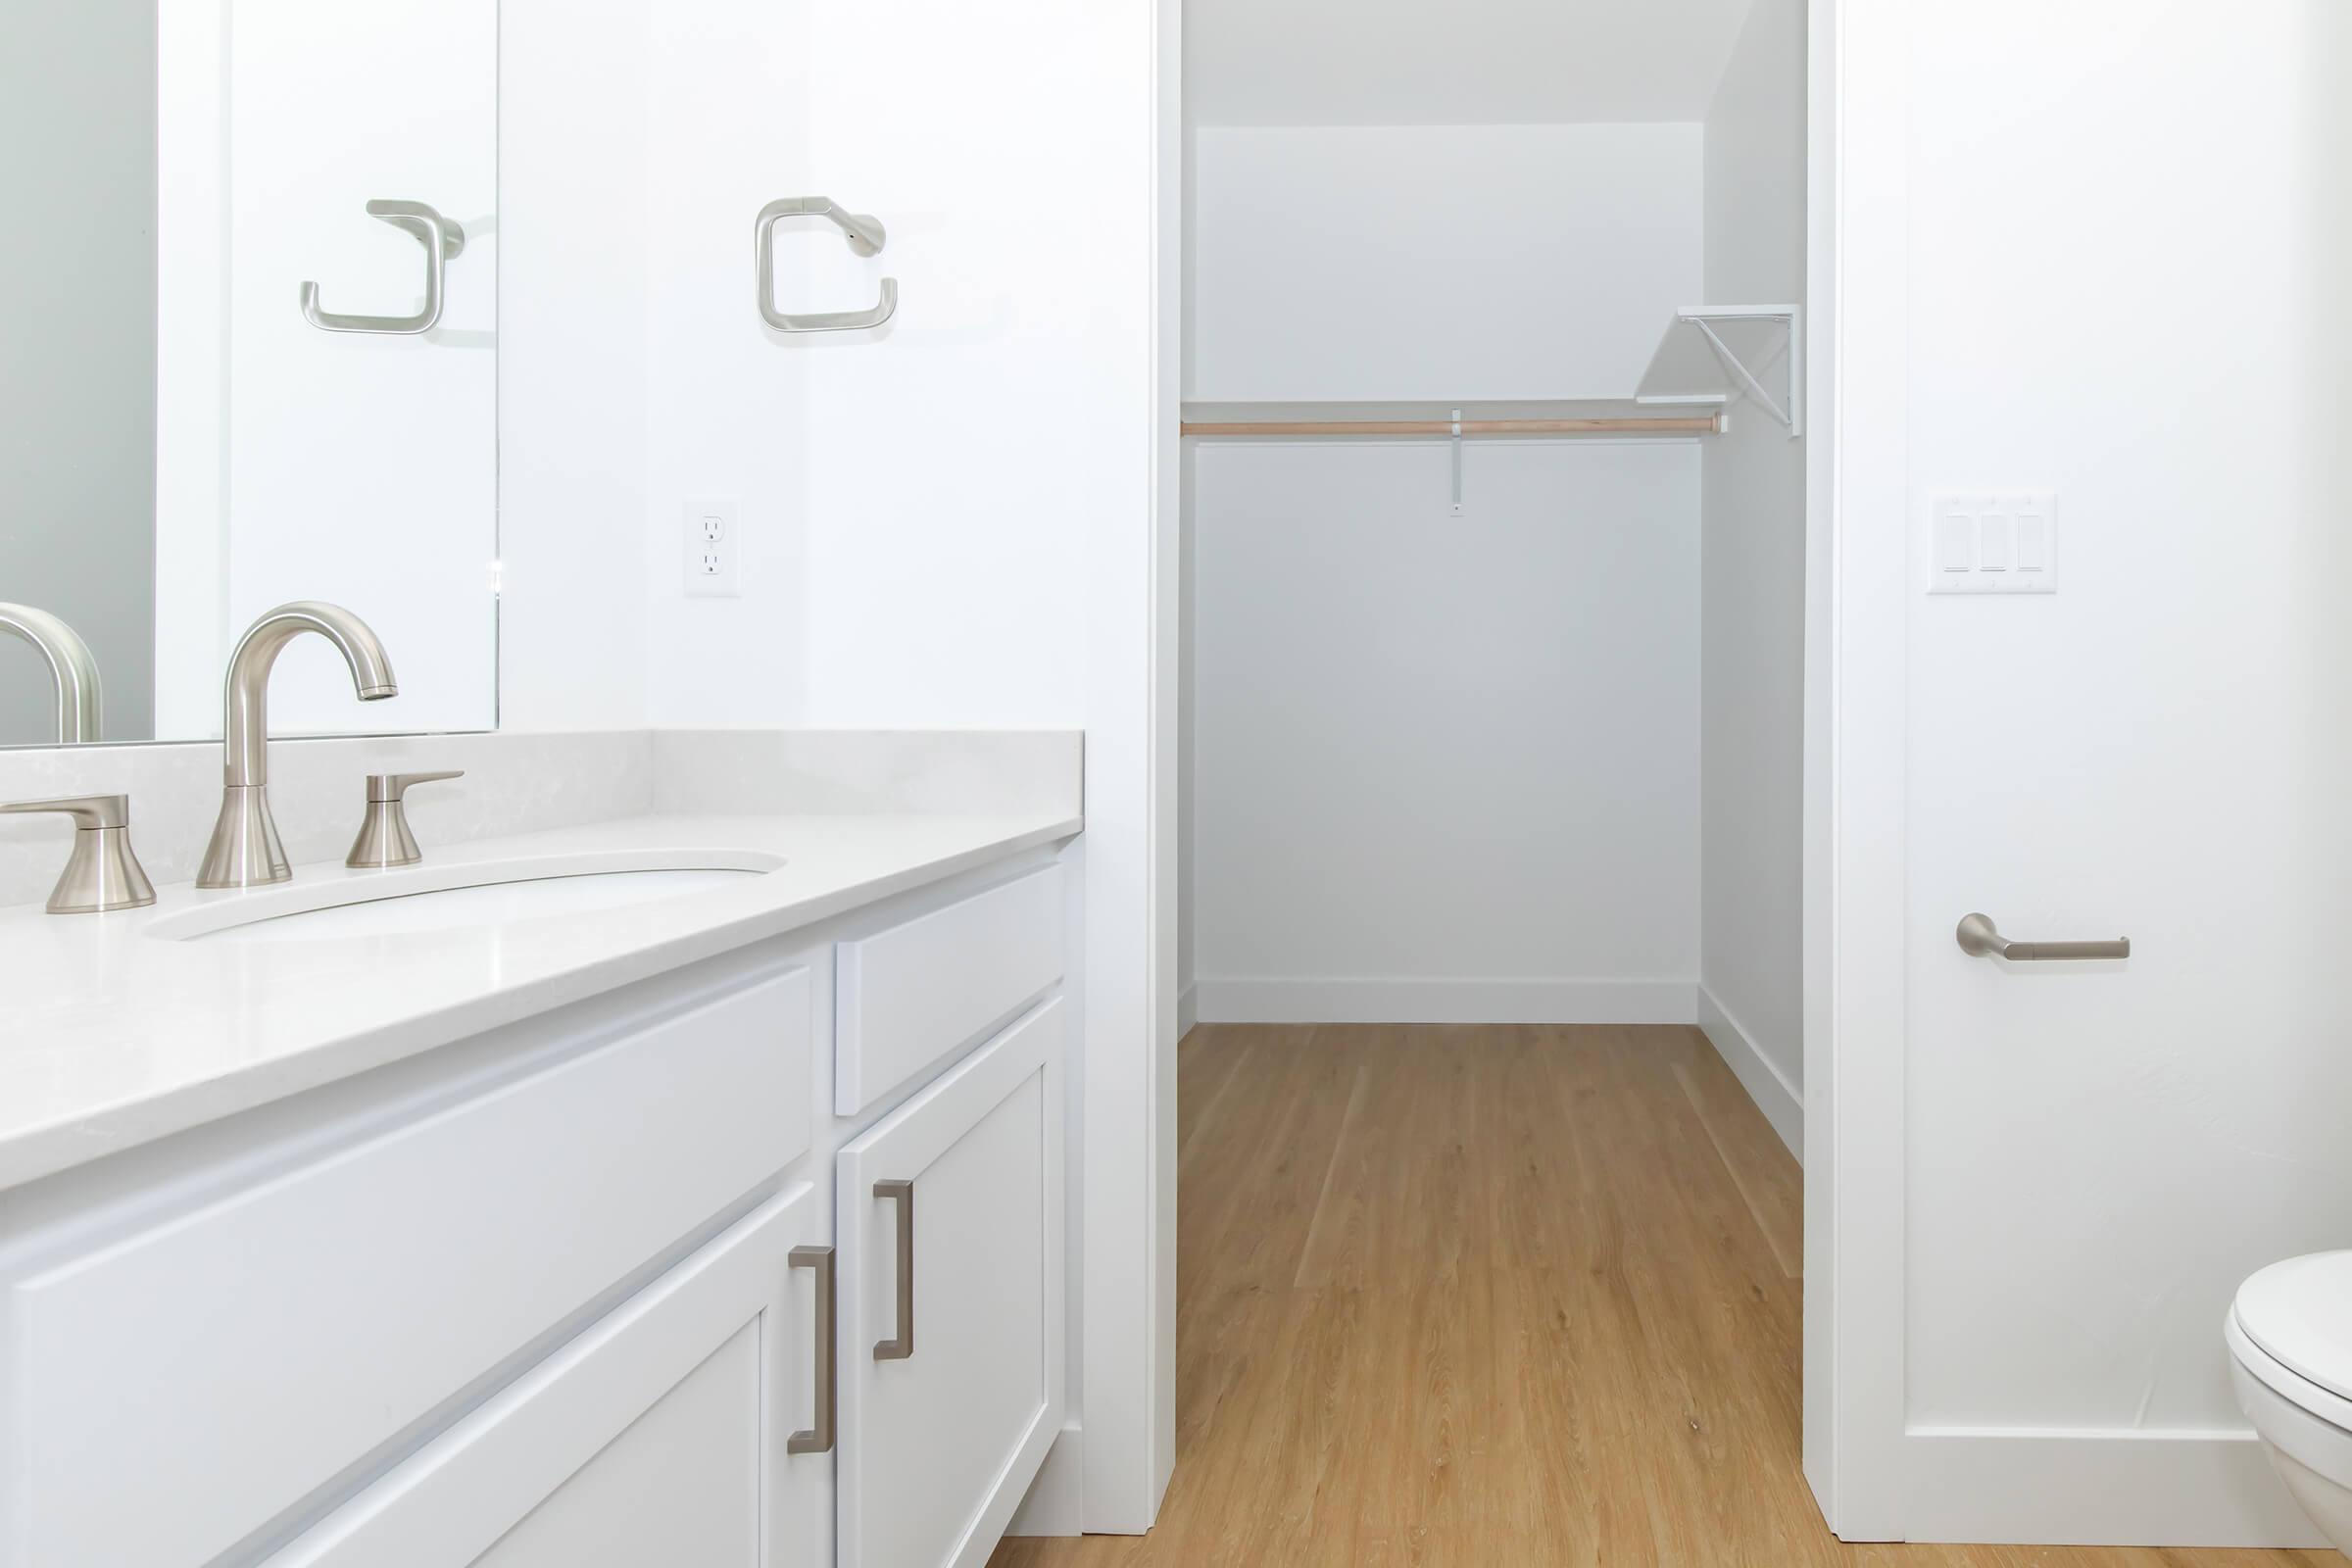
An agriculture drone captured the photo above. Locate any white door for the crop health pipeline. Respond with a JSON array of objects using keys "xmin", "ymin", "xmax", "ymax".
[
  {"xmin": 264, "ymin": 1185, "xmax": 832, "ymax": 1568},
  {"xmin": 836, "ymin": 999, "xmax": 1065, "ymax": 1568},
  {"xmin": 1847, "ymin": 4, "xmax": 2352, "ymax": 1543}
]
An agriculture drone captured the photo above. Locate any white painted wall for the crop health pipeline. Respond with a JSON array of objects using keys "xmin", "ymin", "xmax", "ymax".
[
  {"xmin": 1186, "ymin": 0, "xmax": 1752, "ymax": 129},
  {"xmin": 497, "ymin": 0, "xmax": 653, "ymax": 734},
  {"xmin": 1832, "ymin": 0, "xmax": 2352, "ymax": 1544},
  {"xmin": 640, "ymin": 1, "xmax": 1149, "ymax": 733},
  {"xmin": 633, "ymin": 0, "xmax": 1172, "ymax": 1532},
  {"xmin": 219, "ymin": 0, "xmax": 499, "ymax": 738},
  {"xmin": 1191, "ymin": 439, "xmax": 1699, "ymax": 1021},
  {"xmin": 1190, "ymin": 124, "xmax": 1702, "ymax": 401},
  {"xmin": 1695, "ymin": 0, "xmax": 1805, "ymax": 1155},
  {"xmin": 1187, "ymin": 122, "xmax": 1704, "ymax": 1023}
]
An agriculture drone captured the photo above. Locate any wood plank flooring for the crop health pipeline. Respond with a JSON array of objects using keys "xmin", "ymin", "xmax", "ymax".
[{"xmin": 990, "ymin": 1023, "xmax": 2332, "ymax": 1568}]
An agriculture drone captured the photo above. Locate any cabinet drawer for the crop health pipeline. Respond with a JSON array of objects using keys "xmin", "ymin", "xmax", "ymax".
[
  {"xmin": 262, "ymin": 1183, "xmax": 831, "ymax": 1568},
  {"xmin": 836, "ymin": 998, "xmax": 1065, "ymax": 1568},
  {"xmin": 834, "ymin": 863, "xmax": 1063, "ymax": 1113},
  {"xmin": 4, "ymin": 965, "xmax": 814, "ymax": 1568}
]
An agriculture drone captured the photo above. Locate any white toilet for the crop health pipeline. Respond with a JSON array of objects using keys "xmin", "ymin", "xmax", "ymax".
[{"xmin": 2229, "ymin": 1251, "xmax": 2352, "ymax": 1556}]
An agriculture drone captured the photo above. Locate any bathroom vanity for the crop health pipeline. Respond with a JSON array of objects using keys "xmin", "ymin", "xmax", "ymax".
[{"xmin": 0, "ymin": 744, "xmax": 1081, "ymax": 1568}]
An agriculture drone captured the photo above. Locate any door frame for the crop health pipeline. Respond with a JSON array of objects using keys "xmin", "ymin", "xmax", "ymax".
[
  {"xmin": 1076, "ymin": 0, "xmax": 1185, "ymax": 1537},
  {"xmin": 1093, "ymin": 0, "xmax": 1907, "ymax": 1541},
  {"xmin": 1800, "ymin": 0, "xmax": 1911, "ymax": 1540}
]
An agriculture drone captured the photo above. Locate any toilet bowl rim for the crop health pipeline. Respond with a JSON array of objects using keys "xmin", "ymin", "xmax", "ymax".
[{"xmin": 2229, "ymin": 1309, "xmax": 2352, "ymax": 1436}]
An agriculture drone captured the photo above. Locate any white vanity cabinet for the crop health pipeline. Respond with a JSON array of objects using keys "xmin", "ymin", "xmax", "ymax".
[
  {"xmin": 0, "ymin": 848, "xmax": 1071, "ymax": 1568},
  {"xmin": 0, "ymin": 957, "xmax": 820, "ymax": 1568},
  {"xmin": 263, "ymin": 1183, "xmax": 834, "ymax": 1568},
  {"xmin": 836, "ymin": 998, "xmax": 1066, "ymax": 1568}
]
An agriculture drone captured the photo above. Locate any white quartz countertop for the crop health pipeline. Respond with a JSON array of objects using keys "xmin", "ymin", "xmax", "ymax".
[{"xmin": 0, "ymin": 808, "xmax": 1080, "ymax": 1192}]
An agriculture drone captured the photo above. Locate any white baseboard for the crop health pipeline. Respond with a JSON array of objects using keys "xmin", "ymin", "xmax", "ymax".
[
  {"xmin": 1178, "ymin": 981, "xmax": 1199, "ymax": 1040},
  {"xmin": 1899, "ymin": 1427, "xmax": 2326, "ymax": 1547},
  {"xmin": 1194, "ymin": 977, "xmax": 1696, "ymax": 1026},
  {"xmin": 1004, "ymin": 1420, "xmax": 1085, "ymax": 1538},
  {"xmin": 1695, "ymin": 984, "xmax": 1803, "ymax": 1161}
]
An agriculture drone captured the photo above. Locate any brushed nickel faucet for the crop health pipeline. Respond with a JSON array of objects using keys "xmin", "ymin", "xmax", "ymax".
[
  {"xmin": 0, "ymin": 603, "xmax": 103, "ymax": 744},
  {"xmin": 0, "ymin": 794, "xmax": 155, "ymax": 912},
  {"xmin": 196, "ymin": 602, "xmax": 398, "ymax": 889},
  {"xmin": 346, "ymin": 769, "xmax": 465, "ymax": 868}
]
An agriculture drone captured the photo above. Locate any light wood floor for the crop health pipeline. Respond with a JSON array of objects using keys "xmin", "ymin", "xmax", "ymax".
[{"xmin": 990, "ymin": 1023, "xmax": 2332, "ymax": 1568}]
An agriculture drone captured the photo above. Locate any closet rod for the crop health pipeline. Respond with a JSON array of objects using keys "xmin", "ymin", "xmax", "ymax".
[{"xmin": 1180, "ymin": 415, "xmax": 1724, "ymax": 437}]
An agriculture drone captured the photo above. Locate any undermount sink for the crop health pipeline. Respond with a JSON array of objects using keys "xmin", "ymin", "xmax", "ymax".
[{"xmin": 146, "ymin": 851, "xmax": 785, "ymax": 943}]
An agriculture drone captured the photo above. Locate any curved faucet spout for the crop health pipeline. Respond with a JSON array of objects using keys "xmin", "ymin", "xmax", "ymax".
[
  {"xmin": 221, "ymin": 602, "xmax": 398, "ymax": 789},
  {"xmin": 0, "ymin": 603, "xmax": 103, "ymax": 744},
  {"xmin": 199, "ymin": 602, "xmax": 398, "ymax": 889}
]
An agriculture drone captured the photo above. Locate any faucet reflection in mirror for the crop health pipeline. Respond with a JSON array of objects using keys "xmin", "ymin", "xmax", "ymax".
[
  {"xmin": 0, "ymin": 605, "xmax": 102, "ymax": 745},
  {"xmin": 196, "ymin": 602, "xmax": 398, "ymax": 889}
]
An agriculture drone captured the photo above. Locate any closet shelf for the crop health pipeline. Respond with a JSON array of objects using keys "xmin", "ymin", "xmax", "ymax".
[
  {"xmin": 1180, "ymin": 401, "xmax": 1724, "ymax": 438},
  {"xmin": 1635, "ymin": 306, "xmax": 1802, "ymax": 437}
]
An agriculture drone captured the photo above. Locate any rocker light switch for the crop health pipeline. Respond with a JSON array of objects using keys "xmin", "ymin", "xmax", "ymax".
[
  {"xmin": 1936, "ymin": 514, "xmax": 1975, "ymax": 573},
  {"xmin": 1928, "ymin": 493, "xmax": 2057, "ymax": 595}
]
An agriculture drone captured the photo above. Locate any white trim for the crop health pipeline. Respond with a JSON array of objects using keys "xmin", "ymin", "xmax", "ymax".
[
  {"xmin": 1695, "ymin": 985, "xmax": 1801, "ymax": 1160},
  {"xmin": 1177, "ymin": 983, "xmax": 1198, "ymax": 1039},
  {"xmin": 1900, "ymin": 1430, "xmax": 2327, "ymax": 1549},
  {"xmin": 1194, "ymin": 977, "xmax": 1695, "ymax": 1026},
  {"xmin": 1005, "ymin": 1421, "xmax": 1086, "ymax": 1539},
  {"xmin": 1804, "ymin": 0, "xmax": 1913, "ymax": 1540},
  {"xmin": 1077, "ymin": 0, "xmax": 1182, "ymax": 1536}
]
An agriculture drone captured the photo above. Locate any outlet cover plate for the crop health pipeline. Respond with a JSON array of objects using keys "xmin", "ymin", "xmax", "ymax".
[{"xmin": 683, "ymin": 499, "xmax": 739, "ymax": 598}]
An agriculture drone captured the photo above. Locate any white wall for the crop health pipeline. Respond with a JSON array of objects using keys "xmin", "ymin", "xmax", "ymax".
[
  {"xmin": 633, "ymin": 0, "xmax": 1172, "ymax": 1532},
  {"xmin": 1695, "ymin": 0, "xmax": 1805, "ymax": 1154},
  {"xmin": 1192, "ymin": 438, "xmax": 1699, "ymax": 1021},
  {"xmin": 1828, "ymin": 0, "xmax": 2352, "ymax": 1544},
  {"xmin": 215, "ymin": 0, "xmax": 500, "ymax": 738},
  {"xmin": 1191, "ymin": 124, "xmax": 1701, "ymax": 400},
  {"xmin": 1187, "ymin": 122, "xmax": 1704, "ymax": 1023},
  {"xmin": 497, "ymin": 0, "xmax": 654, "ymax": 734},
  {"xmin": 640, "ymin": 2, "xmax": 1148, "ymax": 732}
]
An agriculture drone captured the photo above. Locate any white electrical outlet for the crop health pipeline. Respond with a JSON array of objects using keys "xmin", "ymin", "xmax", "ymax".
[
  {"xmin": 1926, "ymin": 492, "xmax": 2057, "ymax": 595},
  {"xmin": 682, "ymin": 499, "xmax": 739, "ymax": 597}
]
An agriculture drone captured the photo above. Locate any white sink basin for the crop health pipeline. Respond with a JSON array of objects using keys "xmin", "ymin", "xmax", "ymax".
[{"xmin": 147, "ymin": 851, "xmax": 785, "ymax": 943}]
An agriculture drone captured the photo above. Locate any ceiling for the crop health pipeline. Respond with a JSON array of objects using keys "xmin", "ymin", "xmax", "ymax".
[{"xmin": 1187, "ymin": 0, "xmax": 1757, "ymax": 127}]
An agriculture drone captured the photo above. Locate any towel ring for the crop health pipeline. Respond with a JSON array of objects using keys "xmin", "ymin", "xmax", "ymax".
[
  {"xmin": 756, "ymin": 197, "xmax": 898, "ymax": 333},
  {"xmin": 301, "ymin": 200, "xmax": 466, "ymax": 335}
]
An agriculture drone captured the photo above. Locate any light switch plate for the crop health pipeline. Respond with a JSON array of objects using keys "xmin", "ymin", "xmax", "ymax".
[{"xmin": 1926, "ymin": 492, "xmax": 2057, "ymax": 595}]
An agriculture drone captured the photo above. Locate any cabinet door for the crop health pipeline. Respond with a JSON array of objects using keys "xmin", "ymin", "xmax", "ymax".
[
  {"xmin": 837, "ymin": 999, "xmax": 1065, "ymax": 1568},
  {"xmin": 264, "ymin": 1185, "xmax": 834, "ymax": 1568}
]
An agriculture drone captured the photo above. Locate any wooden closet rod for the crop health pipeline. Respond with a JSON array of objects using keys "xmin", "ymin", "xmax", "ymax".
[{"xmin": 1179, "ymin": 415, "xmax": 1724, "ymax": 437}]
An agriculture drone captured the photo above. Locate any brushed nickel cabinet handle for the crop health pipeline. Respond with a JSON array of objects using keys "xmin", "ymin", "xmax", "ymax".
[
  {"xmin": 787, "ymin": 1245, "xmax": 835, "ymax": 1454},
  {"xmin": 1956, "ymin": 912, "xmax": 2130, "ymax": 961},
  {"xmin": 873, "ymin": 1179, "xmax": 914, "ymax": 1361}
]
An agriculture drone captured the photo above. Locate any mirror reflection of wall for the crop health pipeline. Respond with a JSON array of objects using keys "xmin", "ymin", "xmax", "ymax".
[
  {"xmin": 1, "ymin": 0, "xmax": 159, "ymax": 746},
  {"xmin": 0, "ymin": 0, "xmax": 498, "ymax": 751}
]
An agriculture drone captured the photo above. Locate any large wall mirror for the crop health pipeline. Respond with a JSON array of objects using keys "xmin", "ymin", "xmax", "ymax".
[{"xmin": 0, "ymin": 0, "xmax": 498, "ymax": 749}]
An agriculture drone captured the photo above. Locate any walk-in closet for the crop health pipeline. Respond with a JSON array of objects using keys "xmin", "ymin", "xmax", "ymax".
[{"xmin": 1179, "ymin": 0, "xmax": 1806, "ymax": 1146}]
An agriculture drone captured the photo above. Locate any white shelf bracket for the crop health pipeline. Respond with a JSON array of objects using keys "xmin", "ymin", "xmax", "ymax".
[
  {"xmin": 1687, "ymin": 305, "xmax": 1800, "ymax": 437},
  {"xmin": 1637, "ymin": 304, "xmax": 1802, "ymax": 438}
]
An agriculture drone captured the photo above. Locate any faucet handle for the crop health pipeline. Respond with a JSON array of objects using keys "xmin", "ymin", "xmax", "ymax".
[
  {"xmin": 367, "ymin": 769, "xmax": 464, "ymax": 803},
  {"xmin": 0, "ymin": 795, "xmax": 157, "ymax": 913},
  {"xmin": 348, "ymin": 770, "xmax": 464, "ymax": 868},
  {"xmin": 1, "ymin": 793, "xmax": 131, "ymax": 830}
]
